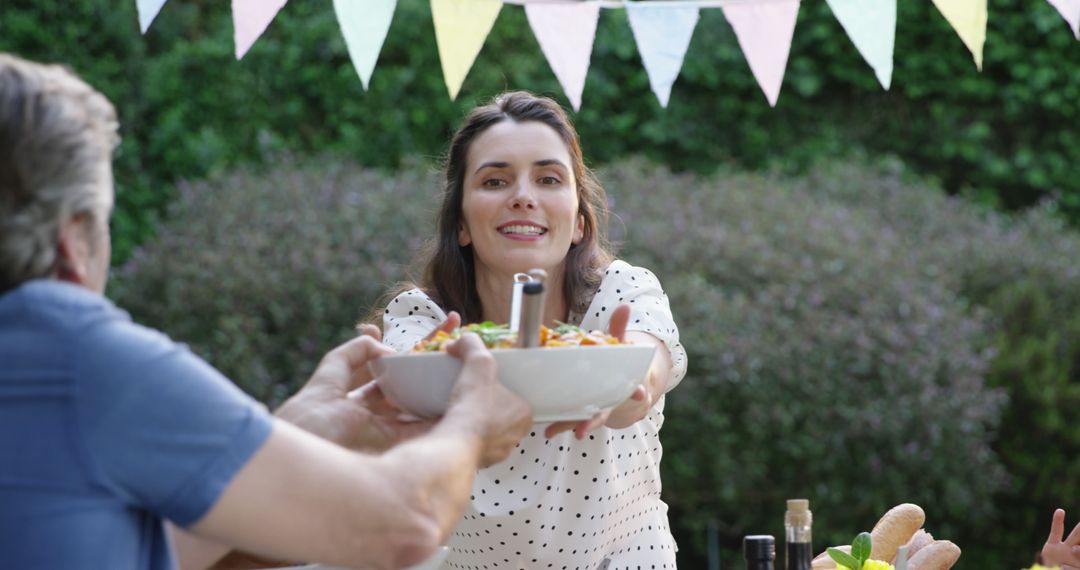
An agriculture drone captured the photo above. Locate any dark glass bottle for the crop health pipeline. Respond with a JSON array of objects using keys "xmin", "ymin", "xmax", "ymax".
[
  {"xmin": 744, "ymin": 535, "xmax": 776, "ymax": 570},
  {"xmin": 785, "ymin": 499, "xmax": 814, "ymax": 570}
]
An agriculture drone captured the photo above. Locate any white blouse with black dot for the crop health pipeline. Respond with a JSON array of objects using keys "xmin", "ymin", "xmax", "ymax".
[{"xmin": 382, "ymin": 260, "xmax": 688, "ymax": 569}]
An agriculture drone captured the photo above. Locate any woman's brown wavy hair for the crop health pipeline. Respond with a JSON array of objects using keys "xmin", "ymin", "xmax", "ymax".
[{"xmin": 371, "ymin": 91, "xmax": 614, "ymax": 327}]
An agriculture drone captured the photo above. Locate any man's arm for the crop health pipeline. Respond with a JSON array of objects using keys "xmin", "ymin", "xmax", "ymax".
[{"xmin": 180, "ymin": 334, "xmax": 531, "ymax": 570}]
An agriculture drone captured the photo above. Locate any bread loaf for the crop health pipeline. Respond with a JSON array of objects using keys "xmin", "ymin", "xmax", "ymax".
[
  {"xmin": 811, "ymin": 545, "xmax": 850, "ymax": 570},
  {"xmin": 903, "ymin": 529, "xmax": 934, "ymax": 559},
  {"xmin": 907, "ymin": 540, "xmax": 961, "ymax": 570},
  {"xmin": 870, "ymin": 504, "xmax": 925, "ymax": 563}
]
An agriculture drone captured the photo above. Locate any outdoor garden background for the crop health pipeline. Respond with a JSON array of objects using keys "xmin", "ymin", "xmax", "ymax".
[{"xmin": 2, "ymin": 1, "xmax": 1078, "ymax": 567}]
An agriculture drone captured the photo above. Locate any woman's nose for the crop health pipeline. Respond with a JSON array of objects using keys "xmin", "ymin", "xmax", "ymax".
[{"xmin": 509, "ymin": 183, "xmax": 537, "ymax": 210}]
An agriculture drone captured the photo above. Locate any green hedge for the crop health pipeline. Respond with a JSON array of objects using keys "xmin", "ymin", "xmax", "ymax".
[
  {"xmin": 2, "ymin": 0, "xmax": 1078, "ymax": 261},
  {"xmin": 111, "ymin": 156, "xmax": 1080, "ymax": 568}
]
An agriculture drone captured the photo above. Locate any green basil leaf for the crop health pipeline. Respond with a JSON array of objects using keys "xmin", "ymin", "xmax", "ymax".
[
  {"xmin": 852, "ymin": 532, "xmax": 872, "ymax": 565},
  {"xmin": 827, "ymin": 548, "xmax": 862, "ymax": 570}
]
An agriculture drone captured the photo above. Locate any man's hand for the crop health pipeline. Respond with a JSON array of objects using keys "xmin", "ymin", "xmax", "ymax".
[
  {"xmin": 274, "ymin": 331, "xmax": 435, "ymax": 452},
  {"xmin": 443, "ymin": 333, "xmax": 533, "ymax": 467},
  {"xmin": 1043, "ymin": 508, "xmax": 1080, "ymax": 570}
]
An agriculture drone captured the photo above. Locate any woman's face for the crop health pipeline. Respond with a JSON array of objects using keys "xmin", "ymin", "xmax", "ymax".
[{"xmin": 459, "ymin": 120, "xmax": 583, "ymax": 278}]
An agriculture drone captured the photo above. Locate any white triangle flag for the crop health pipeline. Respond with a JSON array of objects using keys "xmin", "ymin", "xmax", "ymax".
[
  {"xmin": 526, "ymin": 2, "xmax": 600, "ymax": 111},
  {"xmin": 825, "ymin": 0, "xmax": 896, "ymax": 89},
  {"xmin": 431, "ymin": 0, "xmax": 503, "ymax": 100},
  {"xmin": 334, "ymin": 0, "xmax": 398, "ymax": 90},
  {"xmin": 137, "ymin": 0, "xmax": 168, "ymax": 34},
  {"xmin": 1047, "ymin": 0, "xmax": 1080, "ymax": 39},
  {"xmin": 233, "ymin": 0, "xmax": 289, "ymax": 60},
  {"xmin": 626, "ymin": 2, "xmax": 700, "ymax": 108},
  {"xmin": 721, "ymin": 0, "xmax": 801, "ymax": 107}
]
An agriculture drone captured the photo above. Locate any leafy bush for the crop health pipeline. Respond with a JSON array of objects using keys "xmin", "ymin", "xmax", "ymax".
[
  {"xmin": 3, "ymin": 0, "xmax": 1079, "ymax": 263},
  {"xmin": 604, "ymin": 159, "xmax": 1008, "ymax": 567},
  {"xmin": 108, "ymin": 155, "xmax": 1080, "ymax": 568},
  {"xmin": 110, "ymin": 156, "xmax": 440, "ymax": 404}
]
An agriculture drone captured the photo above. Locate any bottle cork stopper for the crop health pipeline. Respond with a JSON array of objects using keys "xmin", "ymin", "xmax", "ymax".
[{"xmin": 787, "ymin": 499, "xmax": 809, "ymax": 512}]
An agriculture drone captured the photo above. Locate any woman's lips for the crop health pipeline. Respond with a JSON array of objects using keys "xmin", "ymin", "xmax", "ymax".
[{"xmin": 498, "ymin": 222, "xmax": 547, "ymax": 241}]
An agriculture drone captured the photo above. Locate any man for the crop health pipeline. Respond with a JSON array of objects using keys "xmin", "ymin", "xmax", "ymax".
[{"xmin": 0, "ymin": 52, "xmax": 533, "ymax": 569}]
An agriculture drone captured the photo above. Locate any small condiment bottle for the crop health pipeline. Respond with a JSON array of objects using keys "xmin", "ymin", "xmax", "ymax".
[{"xmin": 744, "ymin": 535, "xmax": 776, "ymax": 570}]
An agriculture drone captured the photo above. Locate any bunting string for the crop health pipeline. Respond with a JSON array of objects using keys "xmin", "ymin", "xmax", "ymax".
[{"xmin": 137, "ymin": 0, "xmax": 1079, "ymax": 110}]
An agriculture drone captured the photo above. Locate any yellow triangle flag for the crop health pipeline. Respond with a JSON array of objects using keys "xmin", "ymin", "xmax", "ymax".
[
  {"xmin": 932, "ymin": 0, "xmax": 988, "ymax": 70},
  {"xmin": 431, "ymin": 0, "xmax": 502, "ymax": 100}
]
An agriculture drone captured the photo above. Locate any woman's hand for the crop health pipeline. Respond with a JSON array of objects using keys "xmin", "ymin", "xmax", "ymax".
[{"xmin": 544, "ymin": 305, "xmax": 669, "ymax": 439}]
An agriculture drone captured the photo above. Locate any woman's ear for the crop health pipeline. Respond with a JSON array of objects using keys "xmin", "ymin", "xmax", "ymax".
[
  {"xmin": 573, "ymin": 214, "xmax": 585, "ymax": 244},
  {"xmin": 458, "ymin": 223, "xmax": 472, "ymax": 247}
]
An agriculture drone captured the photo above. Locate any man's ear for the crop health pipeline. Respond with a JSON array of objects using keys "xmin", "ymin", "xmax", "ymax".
[{"xmin": 55, "ymin": 215, "xmax": 91, "ymax": 286}]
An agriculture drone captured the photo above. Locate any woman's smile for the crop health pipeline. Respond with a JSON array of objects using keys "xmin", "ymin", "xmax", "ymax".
[{"xmin": 497, "ymin": 220, "xmax": 548, "ymax": 240}]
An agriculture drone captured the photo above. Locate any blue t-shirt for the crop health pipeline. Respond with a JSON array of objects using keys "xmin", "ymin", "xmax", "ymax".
[{"xmin": 0, "ymin": 280, "xmax": 274, "ymax": 570}]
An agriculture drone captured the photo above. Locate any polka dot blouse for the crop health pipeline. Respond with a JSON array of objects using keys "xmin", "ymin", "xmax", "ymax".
[{"xmin": 382, "ymin": 260, "xmax": 688, "ymax": 569}]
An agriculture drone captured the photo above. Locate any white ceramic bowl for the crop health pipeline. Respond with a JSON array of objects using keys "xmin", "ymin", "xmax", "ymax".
[{"xmin": 371, "ymin": 344, "xmax": 656, "ymax": 422}]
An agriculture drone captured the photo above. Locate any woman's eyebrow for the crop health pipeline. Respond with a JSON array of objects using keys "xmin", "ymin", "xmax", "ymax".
[
  {"xmin": 534, "ymin": 159, "xmax": 568, "ymax": 169},
  {"xmin": 474, "ymin": 161, "xmax": 510, "ymax": 174}
]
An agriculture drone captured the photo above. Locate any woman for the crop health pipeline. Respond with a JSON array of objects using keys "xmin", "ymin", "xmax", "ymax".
[{"xmin": 377, "ymin": 91, "xmax": 687, "ymax": 569}]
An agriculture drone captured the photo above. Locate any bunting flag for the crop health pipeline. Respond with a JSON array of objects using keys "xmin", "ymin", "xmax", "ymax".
[
  {"xmin": 333, "ymin": 0, "xmax": 398, "ymax": 90},
  {"xmin": 932, "ymin": 0, "xmax": 988, "ymax": 70},
  {"xmin": 431, "ymin": 0, "xmax": 503, "ymax": 100},
  {"xmin": 825, "ymin": 0, "xmax": 896, "ymax": 90},
  {"xmin": 233, "ymin": 0, "xmax": 289, "ymax": 60},
  {"xmin": 626, "ymin": 2, "xmax": 700, "ymax": 108},
  {"xmin": 525, "ymin": 2, "xmax": 600, "ymax": 111},
  {"xmin": 721, "ymin": 0, "xmax": 801, "ymax": 107},
  {"xmin": 137, "ymin": 0, "xmax": 168, "ymax": 34},
  {"xmin": 138, "ymin": 0, "xmax": 1078, "ymax": 109},
  {"xmin": 1048, "ymin": 0, "xmax": 1080, "ymax": 39}
]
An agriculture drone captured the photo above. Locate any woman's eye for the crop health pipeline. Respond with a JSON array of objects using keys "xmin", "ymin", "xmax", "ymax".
[
  {"xmin": 482, "ymin": 178, "xmax": 508, "ymax": 188},
  {"xmin": 539, "ymin": 176, "xmax": 561, "ymax": 185}
]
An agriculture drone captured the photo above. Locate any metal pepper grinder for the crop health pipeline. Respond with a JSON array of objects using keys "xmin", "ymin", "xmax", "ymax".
[{"xmin": 516, "ymin": 269, "xmax": 547, "ymax": 348}]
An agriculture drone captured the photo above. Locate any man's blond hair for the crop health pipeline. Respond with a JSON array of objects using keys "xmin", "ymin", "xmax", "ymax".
[{"xmin": 0, "ymin": 53, "xmax": 120, "ymax": 293}]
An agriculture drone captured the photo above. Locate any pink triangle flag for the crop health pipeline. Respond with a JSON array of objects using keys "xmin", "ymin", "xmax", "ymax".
[
  {"xmin": 1048, "ymin": 0, "xmax": 1080, "ymax": 39},
  {"xmin": 233, "ymin": 0, "xmax": 289, "ymax": 60},
  {"xmin": 526, "ymin": 2, "xmax": 600, "ymax": 111},
  {"xmin": 721, "ymin": 0, "xmax": 801, "ymax": 107}
]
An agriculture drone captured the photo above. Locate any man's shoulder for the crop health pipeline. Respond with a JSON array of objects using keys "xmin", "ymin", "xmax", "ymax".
[
  {"xmin": 1, "ymin": 280, "xmax": 128, "ymax": 330},
  {"xmin": 1, "ymin": 280, "xmax": 190, "ymax": 374}
]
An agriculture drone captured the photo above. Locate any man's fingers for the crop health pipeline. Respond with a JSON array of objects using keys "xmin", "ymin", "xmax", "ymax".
[
  {"xmin": 328, "ymin": 336, "xmax": 395, "ymax": 391},
  {"xmin": 423, "ymin": 311, "xmax": 462, "ymax": 342},
  {"xmin": 356, "ymin": 323, "xmax": 382, "ymax": 342},
  {"xmin": 608, "ymin": 304, "xmax": 631, "ymax": 342},
  {"xmin": 1050, "ymin": 509, "xmax": 1067, "ymax": 543},
  {"xmin": 1067, "ymin": 515, "xmax": 1080, "ymax": 545},
  {"xmin": 445, "ymin": 331, "xmax": 486, "ymax": 360}
]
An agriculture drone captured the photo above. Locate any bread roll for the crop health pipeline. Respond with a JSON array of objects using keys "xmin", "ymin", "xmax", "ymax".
[
  {"xmin": 870, "ymin": 504, "xmax": 925, "ymax": 562},
  {"xmin": 907, "ymin": 540, "xmax": 961, "ymax": 570},
  {"xmin": 811, "ymin": 545, "xmax": 850, "ymax": 570},
  {"xmin": 904, "ymin": 529, "xmax": 934, "ymax": 559}
]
